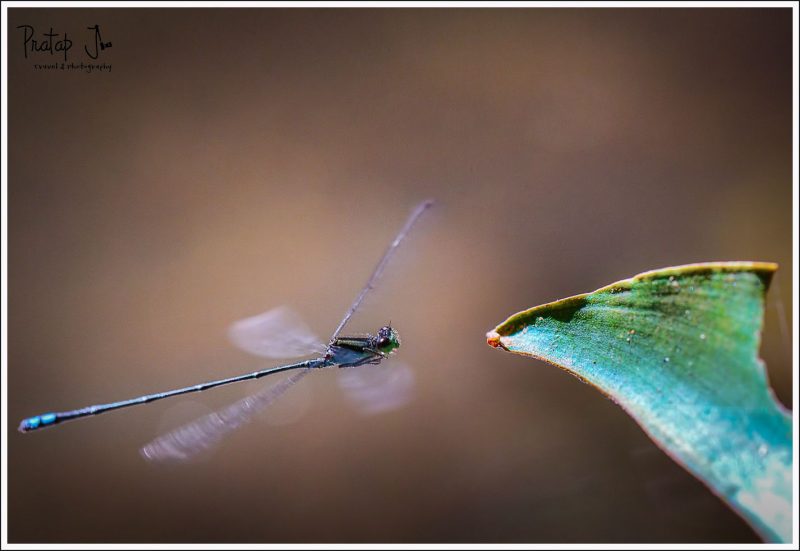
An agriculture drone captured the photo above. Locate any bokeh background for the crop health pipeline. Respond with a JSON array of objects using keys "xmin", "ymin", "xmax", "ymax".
[{"xmin": 7, "ymin": 7, "xmax": 793, "ymax": 543}]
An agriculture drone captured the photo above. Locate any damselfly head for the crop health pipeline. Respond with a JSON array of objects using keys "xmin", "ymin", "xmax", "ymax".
[{"xmin": 376, "ymin": 326, "xmax": 401, "ymax": 354}]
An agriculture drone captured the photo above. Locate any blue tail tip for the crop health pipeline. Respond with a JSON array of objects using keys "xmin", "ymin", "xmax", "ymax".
[
  {"xmin": 19, "ymin": 413, "xmax": 56, "ymax": 432},
  {"xmin": 19, "ymin": 417, "xmax": 40, "ymax": 432}
]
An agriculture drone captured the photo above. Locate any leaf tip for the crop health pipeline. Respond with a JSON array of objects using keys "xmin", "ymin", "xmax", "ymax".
[{"xmin": 486, "ymin": 330, "xmax": 505, "ymax": 349}]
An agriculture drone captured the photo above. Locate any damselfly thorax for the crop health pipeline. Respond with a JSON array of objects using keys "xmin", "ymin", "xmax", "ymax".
[{"xmin": 327, "ymin": 326, "xmax": 402, "ymax": 367}]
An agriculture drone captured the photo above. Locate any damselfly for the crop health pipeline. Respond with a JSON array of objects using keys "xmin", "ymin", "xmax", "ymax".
[{"xmin": 19, "ymin": 199, "xmax": 434, "ymax": 461}]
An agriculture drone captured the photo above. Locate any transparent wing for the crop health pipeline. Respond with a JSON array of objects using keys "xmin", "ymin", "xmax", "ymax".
[
  {"xmin": 140, "ymin": 369, "xmax": 311, "ymax": 462},
  {"xmin": 228, "ymin": 306, "xmax": 326, "ymax": 358},
  {"xmin": 337, "ymin": 361, "xmax": 415, "ymax": 415},
  {"xmin": 331, "ymin": 199, "xmax": 434, "ymax": 340}
]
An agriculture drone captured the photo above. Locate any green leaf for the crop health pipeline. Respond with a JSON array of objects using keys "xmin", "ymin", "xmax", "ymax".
[{"xmin": 487, "ymin": 262, "xmax": 792, "ymax": 542}]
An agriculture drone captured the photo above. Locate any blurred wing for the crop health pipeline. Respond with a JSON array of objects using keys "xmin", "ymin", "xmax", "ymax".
[
  {"xmin": 228, "ymin": 306, "xmax": 326, "ymax": 358},
  {"xmin": 141, "ymin": 369, "xmax": 311, "ymax": 462},
  {"xmin": 337, "ymin": 361, "xmax": 415, "ymax": 415}
]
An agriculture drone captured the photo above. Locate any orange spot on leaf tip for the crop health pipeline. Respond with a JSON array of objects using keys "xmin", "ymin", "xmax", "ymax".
[{"xmin": 486, "ymin": 331, "xmax": 502, "ymax": 348}]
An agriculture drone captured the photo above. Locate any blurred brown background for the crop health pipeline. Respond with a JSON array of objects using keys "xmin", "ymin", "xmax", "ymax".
[{"xmin": 7, "ymin": 7, "xmax": 793, "ymax": 543}]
